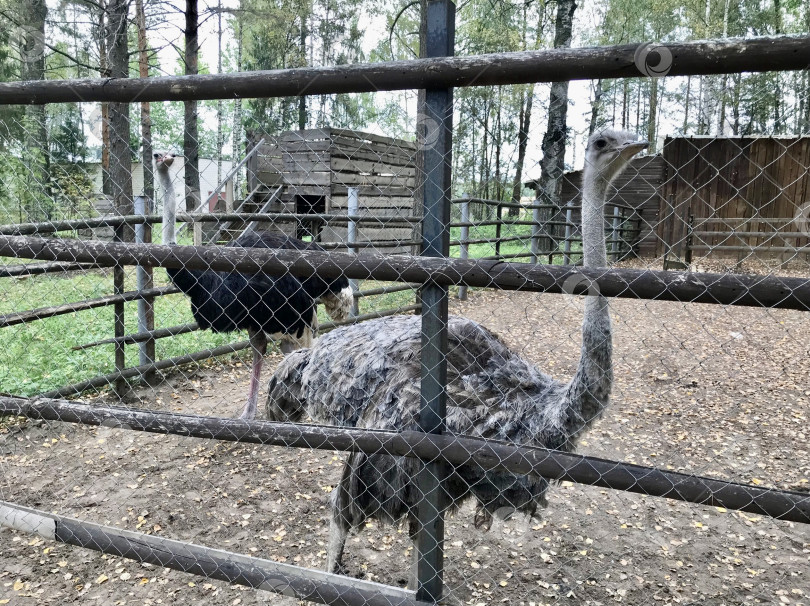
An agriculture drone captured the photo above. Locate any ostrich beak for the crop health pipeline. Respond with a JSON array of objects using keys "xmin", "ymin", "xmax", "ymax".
[{"xmin": 620, "ymin": 140, "xmax": 649, "ymax": 159}]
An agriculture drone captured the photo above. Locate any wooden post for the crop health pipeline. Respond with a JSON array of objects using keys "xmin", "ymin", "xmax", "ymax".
[
  {"xmin": 457, "ymin": 194, "xmax": 469, "ymax": 300},
  {"xmin": 494, "ymin": 202, "xmax": 503, "ymax": 258},
  {"xmin": 529, "ymin": 200, "xmax": 542, "ymax": 264},
  {"xmin": 113, "ymin": 223, "xmax": 127, "ymax": 397},
  {"xmin": 134, "ymin": 196, "xmax": 156, "ymax": 377},
  {"xmin": 347, "ymin": 187, "xmax": 360, "ymax": 317},
  {"xmin": 611, "ymin": 205, "xmax": 621, "ymax": 261},
  {"xmin": 563, "ymin": 200, "xmax": 574, "ymax": 265}
]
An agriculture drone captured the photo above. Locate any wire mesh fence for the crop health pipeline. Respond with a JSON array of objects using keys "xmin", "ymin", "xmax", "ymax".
[{"xmin": 1, "ymin": 18, "xmax": 810, "ymax": 606}]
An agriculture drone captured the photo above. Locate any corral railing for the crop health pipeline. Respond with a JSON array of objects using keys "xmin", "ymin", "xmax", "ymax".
[{"xmin": 0, "ymin": 12, "xmax": 809, "ymax": 606}]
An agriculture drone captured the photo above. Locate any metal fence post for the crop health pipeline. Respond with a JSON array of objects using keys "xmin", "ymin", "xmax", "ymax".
[
  {"xmin": 134, "ymin": 196, "xmax": 156, "ymax": 372},
  {"xmin": 611, "ymin": 205, "xmax": 621, "ymax": 261},
  {"xmin": 530, "ymin": 200, "xmax": 541, "ymax": 264},
  {"xmin": 457, "ymin": 194, "xmax": 469, "ymax": 300},
  {"xmin": 347, "ymin": 187, "xmax": 360, "ymax": 316},
  {"xmin": 417, "ymin": 0, "xmax": 454, "ymax": 602},
  {"xmin": 563, "ymin": 200, "xmax": 574, "ymax": 265},
  {"xmin": 494, "ymin": 202, "xmax": 503, "ymax": 258}
]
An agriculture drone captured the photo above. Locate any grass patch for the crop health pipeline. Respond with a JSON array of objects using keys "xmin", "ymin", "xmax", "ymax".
[{"xmin": 0, "ymin": 221, "xmax": 578, "ymax": 397}]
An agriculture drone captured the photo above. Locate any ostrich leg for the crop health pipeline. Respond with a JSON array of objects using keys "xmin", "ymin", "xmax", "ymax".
[{"xmin": 239, "ymin": 328, "xmax": 267, "ymax": 420}]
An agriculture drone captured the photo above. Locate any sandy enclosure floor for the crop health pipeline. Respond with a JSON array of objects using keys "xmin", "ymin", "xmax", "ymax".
[{"xmin": 1, "ymin": 284, "xmax": 809, "ymax": 605}]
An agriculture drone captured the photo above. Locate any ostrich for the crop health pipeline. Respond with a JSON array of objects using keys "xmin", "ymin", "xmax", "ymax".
[
  {"xmin": 154, "ymin": 152, "xmax": 353, "ymax": 420},
  {"xmin": 264, "ymin": 129, "xmax": 647, "ymax": 579}
]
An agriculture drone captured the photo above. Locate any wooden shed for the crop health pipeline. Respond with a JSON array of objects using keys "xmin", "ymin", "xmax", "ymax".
[
  {"xmin": 656, "ymin": 136, "xmax": 810, "ymax": 261},
  {"xmin": 554, "ymin": 136, "xmax": 810, "ymax": 263},
  {"xmin": 245, "ymin": 128, "xmax": 419, "ymax": 253}
]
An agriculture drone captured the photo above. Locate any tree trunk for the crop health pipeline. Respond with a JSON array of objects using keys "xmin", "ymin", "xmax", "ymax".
[
  {"xmin": 682, "ymin": 76, "xmax": 691, "ymax": 134},
  {"xmin": 298, "ymin": 14, "xmax": 307, "ymax": 130},
  {"xmin": 588, "ymin": 78, "xmax": 603, "ymax": 137},
  {"xmin": 621, "ymin": 79, "xmax": 629, "ymax": 130},
  {"xmin": 494, "ymin": 95, "xmax": 502, "ymax": 202},
  {"xmin": 106, "ymin": 0, "xmax": 134, "ymax": 396},
  {"xmin": 232, "ymin": 16, "xmax": 243, "ymax": 201},
  {"xmin": 508, "ymin": 1, "xmax": 535, "ymax": 213},
  {"xmin": 536, "ymin": 0, "xmax": 576, "ymax": 245},
  {"xmin": 184, "ymin": 0, "xmax": 200, "ymax": 217},
  {"xmin": 216, "ymin": 0, "xmax": 223, "ymax": 191},
  {"xmin": 20, "ymin": 0, "xmax": 51, "ymax": 220},
  {"xmin": 105, "ymin": 0, "xmax": 133, "ymax": 232},
  {"xmin": 647, "ymin": 78, "xmax": 658, "ymax": 153},
  {"xmin": 135, "ymin": 0, "xmax": 153, "ymax": 207},
  {"xmin": 509, "ymin": 84, "xmax": 534, "ymax": 207},
  {"xmin": 98, "ymin": 5, "xmax": 110, "ymax": 198}
]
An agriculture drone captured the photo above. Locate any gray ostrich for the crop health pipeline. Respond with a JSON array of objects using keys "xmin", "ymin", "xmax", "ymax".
[
  {"xmin": 154, "ymin": 152, "xmax": 352, "ymax": 419},
  {"xmin": 265, "ymin": 129, "xmax": 647, "ymax": 576}
]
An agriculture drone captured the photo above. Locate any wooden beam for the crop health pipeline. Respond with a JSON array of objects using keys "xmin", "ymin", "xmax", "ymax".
[
  {"xmin": 0, "ymin": 501, "xmax": 424, "ymax": 606},
  {"xmin": 0, "ymin": 236, "xmax": 808, "ymax": 310},
  {"xmin": 0, "ymin": 213, "xmax": 420, "ymax": 236},
  {"xmin": 1, "ymin": 397, "xmax": 809, "ymax": 525},
  {"xmin": 0, "ymin": 285, "xmax": 178, "ymax": 328},
  {"xmin": 0, "ymin": 36, "xmax": 807, "ymax": 104}
]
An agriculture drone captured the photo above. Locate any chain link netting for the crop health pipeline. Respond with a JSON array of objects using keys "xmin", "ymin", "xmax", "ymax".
[{"xmin": 1, "ymin": 63, "xmax": 810, "ymax": 606}]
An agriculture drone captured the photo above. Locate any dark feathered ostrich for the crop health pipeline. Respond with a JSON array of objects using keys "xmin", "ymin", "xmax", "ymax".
[
  {"xmin": 154, "ymin": 152, "xmax": 353, "ymax": 420},
  {"xmin": 264, "ymin": 130, "xmax": 647, "ymax": 579}
]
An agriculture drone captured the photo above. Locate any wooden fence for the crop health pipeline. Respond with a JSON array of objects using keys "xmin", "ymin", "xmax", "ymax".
[{"xmin": 555, "ymin": 137, "xmax": 810, "ymax": 265}]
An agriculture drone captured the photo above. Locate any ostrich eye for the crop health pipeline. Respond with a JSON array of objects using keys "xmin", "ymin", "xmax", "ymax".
[{"xmin": 595, "ymin": 139, "xmax": 607, "ymax": 149}]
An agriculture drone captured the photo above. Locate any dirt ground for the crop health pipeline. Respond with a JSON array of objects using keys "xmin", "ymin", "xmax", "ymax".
[{"xmin": 1, "ymin": 279, "xmax": 810, "ymax": 605}]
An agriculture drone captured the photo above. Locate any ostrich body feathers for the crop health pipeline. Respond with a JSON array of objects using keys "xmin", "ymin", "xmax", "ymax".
[
  {"xmin": 168, "ymin": 231, "xmax": 351, "ymax": 341},
  {"xmin": 267, "ymin": 314, "xmax": 611, "ymax": 529}
]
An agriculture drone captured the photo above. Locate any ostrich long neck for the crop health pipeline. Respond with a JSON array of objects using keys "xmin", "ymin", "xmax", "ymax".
[
  {"xmin": 562, "ymin": 167, "xmax": 613, "ymax": 442},
  {"xmin": 158, "ymin": 166, "xmax": 176, "ymax": 246}
]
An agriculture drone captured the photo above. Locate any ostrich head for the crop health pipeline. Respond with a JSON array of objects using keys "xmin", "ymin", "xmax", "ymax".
[
  {"xmin": 154, "ymin": 152, "xmax": 176, "ymax": 173},
  {"xmin": 584, "ymin": 129, "xmax": 648, "ymax": 189}
]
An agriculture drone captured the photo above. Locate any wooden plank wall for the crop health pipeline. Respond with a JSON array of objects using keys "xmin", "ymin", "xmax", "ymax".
[
  {"xmin": 657, "ymin": 136, "xmax": 810, "ymax": 260},
  {"xmin": 326, "ymin": 129, "xmax": 418, "ymax": 252},
  {"xmin": 247, "ymin": 129, "xmax": 419, "ymax": 252}
]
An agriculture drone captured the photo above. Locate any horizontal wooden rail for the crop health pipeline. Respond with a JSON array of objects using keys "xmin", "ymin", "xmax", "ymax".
[
  {"xmin": 692, "ymin": 231, "xmax": 808, "ymax": 238},
  {"xmin": 71, "ymin": 322, "xmax": 200, "ymax": 350},
  {"xmin": 2, "ymin": 236, "xmax": 807, "ymax": 310},
  {"xmin": 72, "ymin": 288, "xmax": 418, "ymax": 350},
  {"xmin": 1, "ymin": 397, "xmax": 808, "ymax": 524},
  {"xmin": 40, "ymin": 340, "xmax": 251, "ymax": 398},
  {"xmin": 0, "ymin": 213, "xmax": 421, "ymax": 236},
  {"xmin": 0, "ymin": 36, "xmax": 806, "ymax": 104},
  {"xmin": 0, "ymin": 501, "xmax": 422, "ymax": 606},
  {"xmin": 50, "ymin": 304, "xmax": 420, "ymax": 396},
  {"xmin": 321, "ymin": 240, "xmax": 424, "ymax": 250},
  {"xmin": 695, "ymin": 218, "xmax": 798, "ymax": 226},
  {"xmin": 0, "ymin": 261, "xmax": 100, "ymax": 278},
  {"xmin": 451, "ymin": 198, "xmax": 639, "ymax": 213},
  {"xmin": 690, "ymin": 245, "xmax": 808, "ymax": 253},
  {"xmin": 0, "ymin": 285, "xmax": 179, "ymax": 328}
]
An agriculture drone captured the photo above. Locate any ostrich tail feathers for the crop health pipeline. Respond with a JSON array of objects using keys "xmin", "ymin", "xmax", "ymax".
[{"xmin": 321, "ymin": 286, "xmax": 354, "ymax": 321}]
